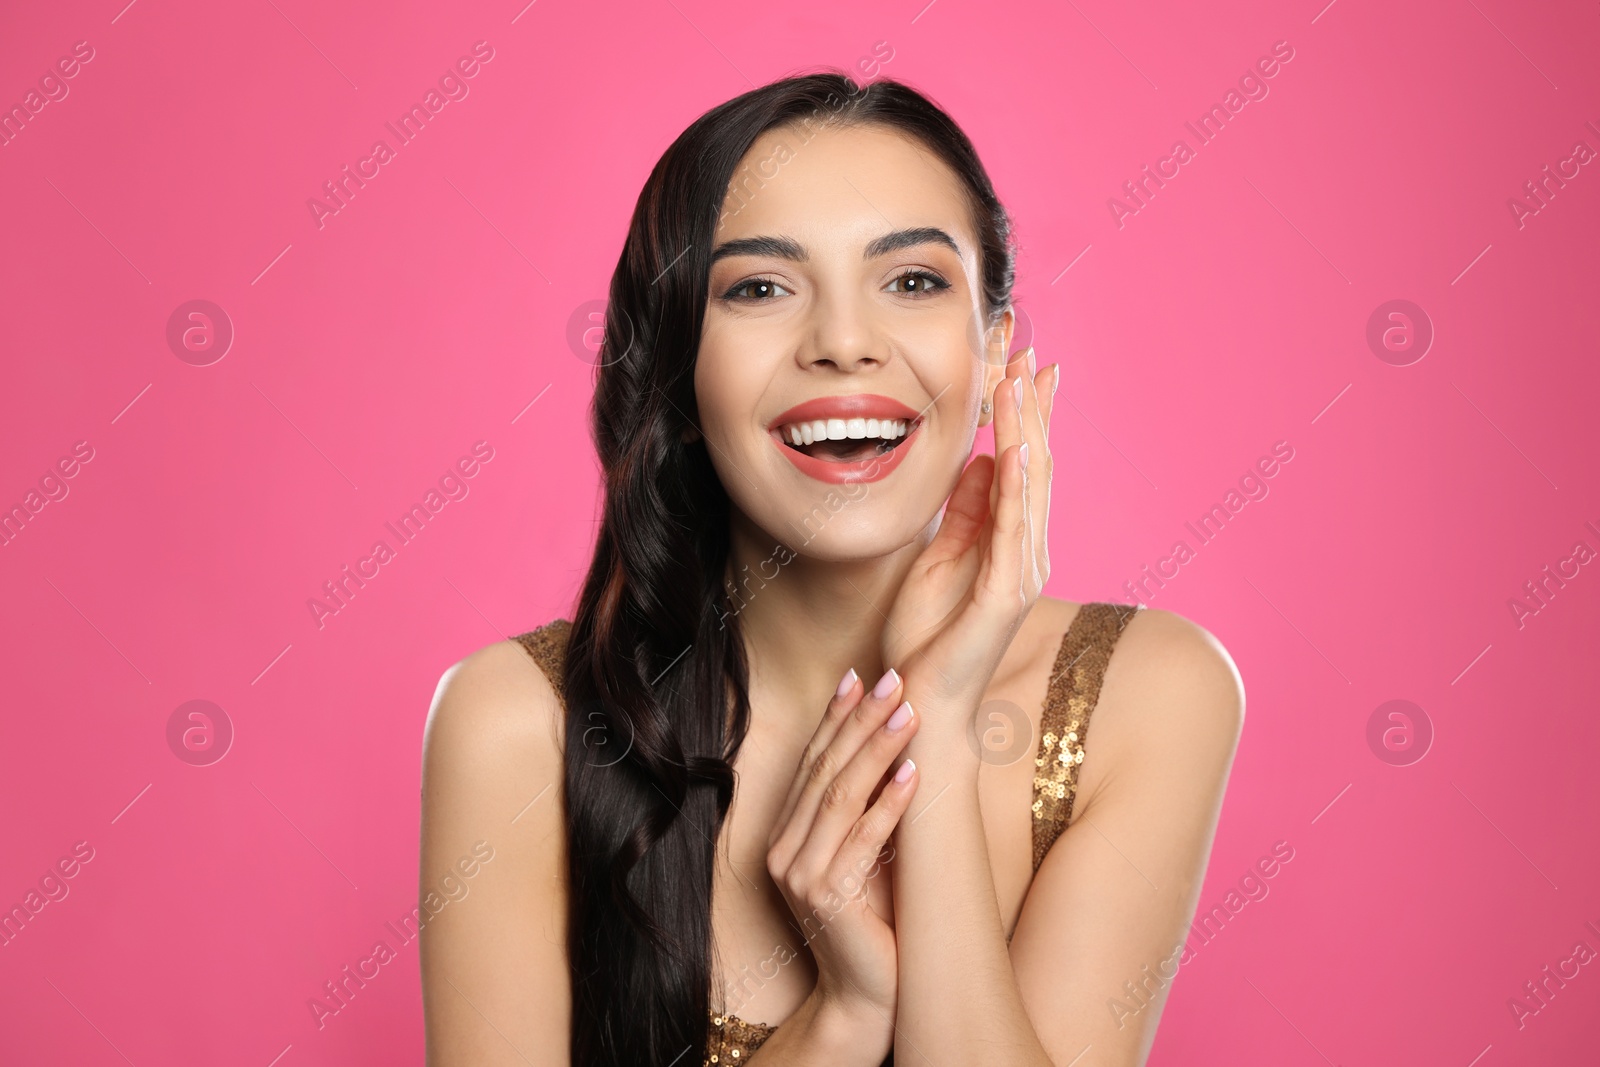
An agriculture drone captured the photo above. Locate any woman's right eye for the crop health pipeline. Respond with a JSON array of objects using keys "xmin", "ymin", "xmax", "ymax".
[{"xmin": 724, "ymin": 277, "xmax": 791, "ymax": 301}]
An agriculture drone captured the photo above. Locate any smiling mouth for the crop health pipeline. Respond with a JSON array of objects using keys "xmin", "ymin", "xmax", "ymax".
[{"xmin": 775, "ymin": 417, "xmax": 923, "ymax": 463}]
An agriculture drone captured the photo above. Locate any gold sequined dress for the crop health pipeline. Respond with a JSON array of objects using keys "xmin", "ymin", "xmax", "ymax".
[{"xmin": 512, "ymin": 601, "xmax": 1142, "ymax": 1066}]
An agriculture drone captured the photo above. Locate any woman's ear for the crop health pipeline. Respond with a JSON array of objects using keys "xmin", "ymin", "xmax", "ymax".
[{"xmin": 977, "ymin": 307, "xmax": 1016, "ymax": 428}]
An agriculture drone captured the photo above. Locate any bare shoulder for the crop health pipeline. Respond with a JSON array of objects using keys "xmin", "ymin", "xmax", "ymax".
[
  {"xmin": 420, "ymin": 636, "xmax": 571, "ymax": 1065},
  {"xmin": 1103, "ymin": 606, "xmax": 1245, "ymax": 732},
  {"xmin": 1075, "ymin": 606, "xmax": 1245, "ymax": 818},
  {"xmin": 422, "ymin": 636, "xmax": 567, "ymax": 774}
]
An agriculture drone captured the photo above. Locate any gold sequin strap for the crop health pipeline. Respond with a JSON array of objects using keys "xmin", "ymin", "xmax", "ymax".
[
  {"xmin": 1031, "ymin": 602, "xmax": 1144, "ymax": 871},
  {"xmin": 704, "ymin": 1008, "xmax": 776, "ymax": 1065},
  {"xmin": 511, "ymin": 618, "xmax": 572, "ymax": 708}
]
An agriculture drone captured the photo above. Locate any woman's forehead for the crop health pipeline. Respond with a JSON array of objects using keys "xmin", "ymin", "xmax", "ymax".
[{"xmin": 713, "ymin": 123, "xmax": 978, "ymax": 260}]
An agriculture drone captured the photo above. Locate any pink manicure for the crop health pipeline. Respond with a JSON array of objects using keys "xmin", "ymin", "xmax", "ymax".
[
  {"xmin": 835, "ymin": 668, "xmax": 858, "ymax": 698},
  {"xmin": 872, "ymin": 668, "xmax": 900, "ymax": 700},
  {"xmin": 894, "ymin": 759, "xmax": 915, "ymax": 783},
  {"xmin": 1014, "ymin": 376, "xmax": 1024, "ymax": 411},
  {"xmin": 885, "ymin": 701, "xmax": 913, "ymax": 732},
  {"xmin": 1019, "ymin": 442, "xmax": 1029, "ymax": 468}
]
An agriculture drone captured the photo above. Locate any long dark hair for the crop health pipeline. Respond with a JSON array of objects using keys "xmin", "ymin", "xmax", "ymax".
[{"xmin": 561, "ymin": 68, "xmax": 1017, "ymax": 1066}]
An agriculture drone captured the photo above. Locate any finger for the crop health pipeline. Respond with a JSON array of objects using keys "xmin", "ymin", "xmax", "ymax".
[
  {"xmin": 1011, "ymin": 349, "xmax": 1053, "ymax": 597},
  {"xmin": 1017, "ymin": 350, "xmax": 1056, "ymax": 572},
  {"xmin": 1012, "ymin": 348, "xmax": 1047, "ymax": 541},
  {"xmin": 1038, "ymin": 360, "xmax": 1060, "ymax": 430},
  {"xmin": 820, "ymin": 755, "xmax": 917, "ymax": 905},
  {"xmin": 1012, "ymin": 351, "xmax": 1040, "ymax": 578},
  {"xmin": 768, "ymin": 667, "xmax": 906, "ymax": 873},
  {"xmin": 796, "ymin": 698, "xmax": 920, "ymax": 881},
  {"xmin": 988, "ymin": 368, "xmax": 1026, "ymax": 523},
  {"xmin": 1017, "ymin": 348, "xmax": 1047, "ymax": 455},
  {"xmin": 978, "ymin": 436, "xmax": 1028, "ymax": 613},
  {"xmin": 997, "ymin": 362, "xmax": 1030, "ymax": 584},
  {"xmin": 1030, "ymin": 362, "xmax": 1059, "ymax": 592},
  {"xmin": 922, "ymin": 453, "xmax": 993, "ymax": 567},
  {"xmin": 772, "ymin": 667, "xmax": 862, "ymax": 839}
]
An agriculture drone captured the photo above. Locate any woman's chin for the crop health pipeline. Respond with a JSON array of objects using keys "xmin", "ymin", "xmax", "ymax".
[{"xmin": 744, "ymin": 504, "xmax": 934, "ymax": 565}]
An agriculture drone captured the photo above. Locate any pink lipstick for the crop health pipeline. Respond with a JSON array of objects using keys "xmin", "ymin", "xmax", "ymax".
[{"xmin": 766, "ymin": 393, "xmax": 924, "ymax": 485}]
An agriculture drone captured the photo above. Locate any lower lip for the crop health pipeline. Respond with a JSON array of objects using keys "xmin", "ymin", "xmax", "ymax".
[{"xmin": 769, "ymin": 423, "xmax": 922, "ymax": 484}]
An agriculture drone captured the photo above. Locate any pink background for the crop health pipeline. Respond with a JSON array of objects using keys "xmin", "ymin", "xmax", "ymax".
[{"xmin": 2, "ymin": 0, "xmax": 1597, "ymax": 1062}]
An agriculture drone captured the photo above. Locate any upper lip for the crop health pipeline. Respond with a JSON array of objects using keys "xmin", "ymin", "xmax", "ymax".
[{"xmin": 767, "ymin": 393, "xmax": 922, "ymax": 430}]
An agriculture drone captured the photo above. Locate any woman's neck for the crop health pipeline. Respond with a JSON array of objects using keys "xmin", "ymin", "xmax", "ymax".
[{"xmin": 723, "ymin": 508, "xmax": 934, "ymax": 713}]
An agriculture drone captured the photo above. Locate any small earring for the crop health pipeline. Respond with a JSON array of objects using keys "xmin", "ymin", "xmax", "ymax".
[{"xmin": 981, "ymin": 399, "xmax": 993, "ymax": 414}]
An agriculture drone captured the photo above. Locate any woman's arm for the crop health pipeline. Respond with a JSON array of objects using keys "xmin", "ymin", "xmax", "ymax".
[
  {"xmin": 891, "ymin": 609, "xmax": 1244, "ymax": 1067},
  {"xmin": 420, "ymin": 640, "xmax": 571, "ymax": 1066}
]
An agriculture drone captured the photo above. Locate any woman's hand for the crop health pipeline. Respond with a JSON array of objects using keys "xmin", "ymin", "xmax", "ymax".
[
  {"xmin": 881, "ymin": 346, "xmax": 1059, "ymax": 724},
  {"xmin": 764, "ymin": 666, "xmax": 921, "ymax": 1049}
]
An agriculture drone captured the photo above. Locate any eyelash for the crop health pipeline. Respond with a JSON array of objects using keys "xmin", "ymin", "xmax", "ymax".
[{"xmin": 721, "ymin": 269, "xmax": 951, "ymax": 302}]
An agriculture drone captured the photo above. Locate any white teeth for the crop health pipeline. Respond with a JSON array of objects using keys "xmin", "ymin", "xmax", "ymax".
[{"xmin": 780, "ymin": 418, "xmax": 912, "ymax": 443}]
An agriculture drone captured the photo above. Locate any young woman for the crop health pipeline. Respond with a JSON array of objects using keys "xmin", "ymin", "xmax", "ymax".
[{"xmin": 419, "ymin": 71, "xmax": 1243, "ymax": 1067}]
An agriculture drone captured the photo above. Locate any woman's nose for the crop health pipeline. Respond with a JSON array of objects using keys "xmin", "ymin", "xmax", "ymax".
[{"xmin": 797, "ymin": 296, "xmax": 885, "ymax": 372}]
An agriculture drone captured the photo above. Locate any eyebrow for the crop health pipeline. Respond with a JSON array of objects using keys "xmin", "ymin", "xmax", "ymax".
[{"xmin": 708, "ymin": 226, "xmax": 962, "ymax": 267}]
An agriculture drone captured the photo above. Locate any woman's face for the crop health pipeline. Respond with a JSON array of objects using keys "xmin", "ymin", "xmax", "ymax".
[{"xmin": 694, "ymin": 121, "xmax": 1011, "ymax": 561}]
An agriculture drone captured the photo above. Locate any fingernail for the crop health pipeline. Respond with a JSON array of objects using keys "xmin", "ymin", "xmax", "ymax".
[
  {"xmin": 1014, "ymin": 376, "xmax": 1024, "ymax": 411},
  {"xmin": 836, "ymin": 668, "xmax": 858, "ymax": 698},
  {"xmin": 894, "ymin": 758, "xmax": 916, "ymax": 783},
  {"xmin": 885, "ymin": 700, "xmax": 913, "ymax": 732},
  {"xmin": 1025, "ymin": 346, "xmax": 1037, "ymax": 374},
  {"xmin": 1051, "ymin": 363, "xmax": 1061, "ymax": 396},
  {"xmin": 872, "ymin": 668, "xmax": 900, "ymax": 700},
  {"xmin": 1019, "ymin": 442, "xmax": 1029, "ymax": 467}
]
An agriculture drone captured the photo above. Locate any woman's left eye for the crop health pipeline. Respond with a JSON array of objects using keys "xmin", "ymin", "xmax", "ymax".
[{"xmin": 885, "ymin": 270, "xmax": 950, "ymax": 296}]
